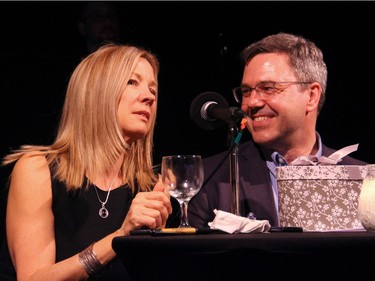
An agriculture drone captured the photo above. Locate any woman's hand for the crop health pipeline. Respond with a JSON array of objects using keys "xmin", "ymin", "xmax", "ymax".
[
  {"xmin": 154, "ymin": 174, "xmax": 170, "ymax": 197},
  {"xmin": 120, "ymin": 177, "xmax": 172, "ymax": 235}
]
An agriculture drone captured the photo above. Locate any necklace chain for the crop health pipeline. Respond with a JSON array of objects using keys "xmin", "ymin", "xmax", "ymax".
[{"xmin": 94, "ymin": 176, "xmax": 117, "ymax": 219}]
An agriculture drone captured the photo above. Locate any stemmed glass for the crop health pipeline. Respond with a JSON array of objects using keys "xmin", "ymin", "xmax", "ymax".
[{"xmin": 161, "ymin": 155, "xmax": 204, "ymax": 228}]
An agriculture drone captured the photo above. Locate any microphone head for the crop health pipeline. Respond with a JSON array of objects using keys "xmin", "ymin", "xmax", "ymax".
[
  {"xmin": 229, "ymin": 107, "xmax": 247, "ymax": 120},
  {"xmin": 190, "ymin": 91, "xmax": 228, "ymax": 130}
]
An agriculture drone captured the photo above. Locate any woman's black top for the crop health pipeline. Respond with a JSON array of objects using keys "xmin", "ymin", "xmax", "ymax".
[{"xmin": 0, "ymin": 176, "xmax": 180, "ymax": 281}]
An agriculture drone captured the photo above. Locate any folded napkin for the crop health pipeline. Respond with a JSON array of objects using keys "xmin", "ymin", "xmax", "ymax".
[
  {"xmin": 208, "ymin": 209, "xmax": 271, "ymax": 234},
  {"xmin": 289, "ymin": 144, "xmax": 359, "ymax": 166}
]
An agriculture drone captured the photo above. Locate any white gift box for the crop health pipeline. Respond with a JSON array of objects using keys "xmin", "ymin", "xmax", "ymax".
[{"xmin": 276, "ymin": 165, "xmax": 367, "ymax": 231}]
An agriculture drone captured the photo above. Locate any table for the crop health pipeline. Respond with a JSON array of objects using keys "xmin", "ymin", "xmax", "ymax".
[{"xmin": 112, "ymin": 231, "xmax": 375, "ymax": 281}]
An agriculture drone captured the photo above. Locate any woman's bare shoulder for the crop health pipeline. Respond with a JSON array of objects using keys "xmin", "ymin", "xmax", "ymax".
[
  {"xmin": 15, "ymin": 151, "xmax": 48, "ymax": 168},
  {"xmin": 11, "ymin": 151, "xmax": 51, "ymax": 189}
]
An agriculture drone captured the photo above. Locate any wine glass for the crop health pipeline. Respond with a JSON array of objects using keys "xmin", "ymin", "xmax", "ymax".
[{"xmin": 161, "ymin": 155, "xmax": 204, "ymax": 228}]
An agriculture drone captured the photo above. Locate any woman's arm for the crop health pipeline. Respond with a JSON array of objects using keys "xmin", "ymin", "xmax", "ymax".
[
  {"xmin": 6, "ymin": 153, "xmax": 88, "ymax": 280},
  {"xmin": 6, "ymin": 153, "xmax": 173, "ymax": 281}
]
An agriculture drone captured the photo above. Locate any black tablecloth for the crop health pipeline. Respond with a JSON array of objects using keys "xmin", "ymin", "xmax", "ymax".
[{"xmin": 112, "ymin": 231, "xmax": 375, "ymax": 281}]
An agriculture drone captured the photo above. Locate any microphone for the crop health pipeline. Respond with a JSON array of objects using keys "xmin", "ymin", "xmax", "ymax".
[
  {"xmin": 190, "ymin": 91, "xmax": 247, "ymax": 130},
  {"xmin": 201, "ymin": 102, "xmax": 247, "ymax": 122}
]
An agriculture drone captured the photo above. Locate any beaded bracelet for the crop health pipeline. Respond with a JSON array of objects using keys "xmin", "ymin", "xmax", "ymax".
[{"xmin": 78, "ymin": 242, "xmax": 105, "ymax": 277}]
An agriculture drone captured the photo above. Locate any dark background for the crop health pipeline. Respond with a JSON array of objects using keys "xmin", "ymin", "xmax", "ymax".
[{"xmin": 1, "ymin": 1, "xmax": 375, "ymax": 239}]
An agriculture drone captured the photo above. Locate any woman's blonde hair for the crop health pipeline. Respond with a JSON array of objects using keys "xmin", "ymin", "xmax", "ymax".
[{"xmin": 2, "ymin": 44, "xmax": 160, "ymax": 193}]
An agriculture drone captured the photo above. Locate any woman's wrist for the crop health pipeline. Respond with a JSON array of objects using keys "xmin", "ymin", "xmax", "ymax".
[{"xmin": 78, "ymin": 242, "xmax": 105, "ymax": 277}]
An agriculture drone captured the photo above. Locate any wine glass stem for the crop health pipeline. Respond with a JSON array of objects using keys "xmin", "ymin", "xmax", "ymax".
[{"xmin": 179, "ymin": 201, "xmax": 190, "ymax": 227}]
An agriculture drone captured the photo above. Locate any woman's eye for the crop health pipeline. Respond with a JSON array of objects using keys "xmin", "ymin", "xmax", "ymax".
[{"xmin": 128, "ymin": 79, "xmax": 138, "ymax": 86}]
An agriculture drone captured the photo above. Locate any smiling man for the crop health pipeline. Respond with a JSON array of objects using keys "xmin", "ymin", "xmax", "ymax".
[{"xmin": 188, "ymin": 32, "xmax": 367, "ymax": 228}]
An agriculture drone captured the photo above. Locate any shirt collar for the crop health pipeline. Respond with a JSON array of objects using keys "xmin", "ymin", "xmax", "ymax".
[{"xmin": 262, "ymin": 131, "xmax": 323, "ymax": 166}]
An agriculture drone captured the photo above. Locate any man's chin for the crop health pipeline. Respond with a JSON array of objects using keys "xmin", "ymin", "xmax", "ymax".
[{"xmin": 252, "ymin": 134, "xmax": 275, "ymax": 147}]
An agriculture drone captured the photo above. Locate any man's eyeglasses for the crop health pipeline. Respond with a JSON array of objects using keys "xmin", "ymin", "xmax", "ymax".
[{"xmin": 232, "ymin": 81, "xmax": 311, "ymax": 104}]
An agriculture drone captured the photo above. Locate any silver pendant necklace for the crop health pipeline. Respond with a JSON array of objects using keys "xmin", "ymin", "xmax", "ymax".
[{"xmin": 94, "ymin": 176, "xmax": 116, "ymax": 219}]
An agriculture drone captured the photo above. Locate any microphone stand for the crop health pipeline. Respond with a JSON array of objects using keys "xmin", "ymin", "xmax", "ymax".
[{"xmin": 227, "ymin": 119, "xmax": 241, "ymax": 216}]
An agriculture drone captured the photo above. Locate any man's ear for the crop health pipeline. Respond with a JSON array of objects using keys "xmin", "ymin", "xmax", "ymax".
[{"xmin": 306, "ymin": 82, "xmax": 321, "ymax": 112}]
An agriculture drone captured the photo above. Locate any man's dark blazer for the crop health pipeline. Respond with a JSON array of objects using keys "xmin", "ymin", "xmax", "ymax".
[{"xmin": 188, "ymin": 140, "xmax": 368, "ymax": 228}]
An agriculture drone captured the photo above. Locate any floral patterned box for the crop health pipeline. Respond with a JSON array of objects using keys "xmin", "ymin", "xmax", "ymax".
[{"xmin": 276, "ymin": 165, "xmax": 367, "ymax": 231}]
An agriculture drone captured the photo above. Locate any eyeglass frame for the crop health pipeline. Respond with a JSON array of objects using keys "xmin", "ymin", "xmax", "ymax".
[{"xmin": 232, "ymin": 81, "xmax": 312, "ymax": 104}]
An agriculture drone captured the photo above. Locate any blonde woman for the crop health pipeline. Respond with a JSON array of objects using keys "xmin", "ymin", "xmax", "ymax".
[{"xmin": 1, "ymin": 44, "xmax": 179, "ymax": 280}]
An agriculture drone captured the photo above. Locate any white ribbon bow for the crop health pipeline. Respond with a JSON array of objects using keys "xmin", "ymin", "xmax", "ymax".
[{"xmin": 289, "ymin": 144, "xmax": 359, "ymax": 166}]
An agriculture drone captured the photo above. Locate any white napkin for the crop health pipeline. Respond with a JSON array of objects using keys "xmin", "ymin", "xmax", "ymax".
[{"xmin": 208, "ymin": 209, "xmax": 271, "ymax": 234}]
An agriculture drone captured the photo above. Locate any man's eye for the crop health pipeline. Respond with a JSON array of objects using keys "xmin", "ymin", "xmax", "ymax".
[
  {"xmin": 259, "ymin": 84, "xmax": 276, "ymax": 93},
  {"xmin": 242, "ymin": 87, "xmax": 252, "ymax": 94}
]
